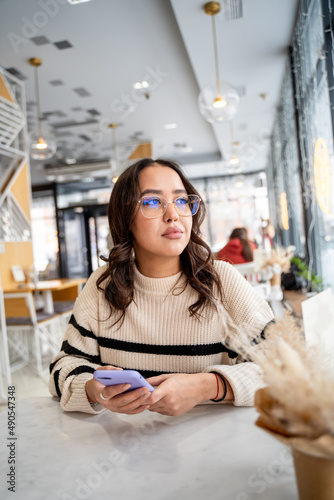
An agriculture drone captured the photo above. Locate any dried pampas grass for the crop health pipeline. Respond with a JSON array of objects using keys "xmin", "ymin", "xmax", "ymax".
[
  {"xmin": 241, "ymin": 313, "xmax": 334, "ymax": 441},
  {"xmin": 260, "ymin": 246, "xmax": 295, "ymax": 273}
]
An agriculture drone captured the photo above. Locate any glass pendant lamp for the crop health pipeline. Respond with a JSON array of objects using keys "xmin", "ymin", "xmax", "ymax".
[
  {"xmin": 198, "ymin": 2, "xmax": 240, "ymax": 123},
  {"xmin": 29, "ymin": 58, "xmax": 56, "ymax": 161}
]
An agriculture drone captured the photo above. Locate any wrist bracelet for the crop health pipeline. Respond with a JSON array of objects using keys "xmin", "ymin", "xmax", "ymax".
[
  {"xmin": 210, "ymin": 371, "xmax": 227, "ymax": 402},
  {"xmin": 211, "ymin": 373, "xmax": 220, "ymax": 401}
]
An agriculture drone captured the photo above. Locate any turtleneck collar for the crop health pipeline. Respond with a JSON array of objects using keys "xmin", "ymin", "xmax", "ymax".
[{"xmin": 133, "ymin": 264, "xmax": 185, "ymax": 295}]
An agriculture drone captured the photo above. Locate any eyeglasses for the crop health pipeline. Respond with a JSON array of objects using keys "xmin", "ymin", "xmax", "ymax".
[{"xmin": 138, "ymin": 194, "xmax": 201, "ymax": 218}]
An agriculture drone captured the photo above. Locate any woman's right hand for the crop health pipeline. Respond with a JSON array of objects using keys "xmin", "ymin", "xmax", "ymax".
[{"xmin": 85, "ymin": 365, "xmax": 151, "ymax": 414}]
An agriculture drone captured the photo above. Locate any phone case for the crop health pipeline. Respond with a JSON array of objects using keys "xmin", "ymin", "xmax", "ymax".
[{"xmin": 93, "ymin": 369, "xmax": 154, "ymax": 392}]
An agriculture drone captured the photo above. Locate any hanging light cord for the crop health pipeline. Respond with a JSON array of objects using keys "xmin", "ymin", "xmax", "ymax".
[
  {"xmin": 211, "ymin": 14, "xmax": 221, "ymax": 96},
  {"xmin": 230, "ymin": 120, "xmax": 234, "ymax": 144},
  {"xmin": 33, "ymin": 65, "xmax": 43, "ymax": 138},
  {"xmin": 110, "ymin": 125, "xmax": 120, "ymax": 173}
]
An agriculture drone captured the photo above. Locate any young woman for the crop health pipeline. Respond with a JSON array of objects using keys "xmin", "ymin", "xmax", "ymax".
[
  {"xmin": 217, "ymin": 227, "xmax": 257, "ymax": 264},
  {"xmin": 49, "ymin": 159, "xmax": 274, "ymax": 415}
]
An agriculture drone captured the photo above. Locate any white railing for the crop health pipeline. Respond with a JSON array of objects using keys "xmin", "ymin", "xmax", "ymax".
[
  {"xmin": 0, "ymin": 68, "xmax": 31, "ymax": 244},
  {"xmin": 0, "ymin": 96, "xmax": 25, "ymax": 148}
]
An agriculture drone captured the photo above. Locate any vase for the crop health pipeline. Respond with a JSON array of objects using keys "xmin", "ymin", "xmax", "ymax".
[
  {"xmin": 293, "ymin": 449, "xmax": 334, "ymax": 500},
  {"xmin": 269, "ymin": 274, "xmax": 283, "ymax": 301}
]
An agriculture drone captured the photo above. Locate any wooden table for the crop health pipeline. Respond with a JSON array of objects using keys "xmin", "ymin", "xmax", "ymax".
[
  {"xmin": 283, "ymin": 290, "xmax": 308, "ymax": 318},
  {"xmin": 3, "ymin": 278, "xmax": 86, "ymax": 314}
]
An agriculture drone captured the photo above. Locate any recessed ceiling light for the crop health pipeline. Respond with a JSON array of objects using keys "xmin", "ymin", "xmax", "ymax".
[
  {"xmin": 68, "ymin": 0, "xmax": 92, "ymax": 4},
  {"xmin": 132, "ymin": 81, "xmax": 150, "ymax": 90},
  {"xmin": 82, "ymin": 177, "xmax": 94, "ymax": 183},
  {"xmin": 174, "ymin": 143, "xmax": 192, "ymax": 153},
  {"xmin": 164, "ymin": 123, "xmax": 177, "ymax": 130}
]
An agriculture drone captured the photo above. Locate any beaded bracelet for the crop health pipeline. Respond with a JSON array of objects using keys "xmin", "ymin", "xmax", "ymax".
[{"xmin": 210, "ymin": 371, "xmax": 227, "ymax": 402}]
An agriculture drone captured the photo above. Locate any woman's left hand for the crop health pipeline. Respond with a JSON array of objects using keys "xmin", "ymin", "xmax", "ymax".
[{"xmin": 145, "ymin": 372, "xmax": 217, "ymax": 416}]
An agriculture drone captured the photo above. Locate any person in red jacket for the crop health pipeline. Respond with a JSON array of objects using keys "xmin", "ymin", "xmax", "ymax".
[{"xmin": 217, "ymin": 227, "xmax": 257, "ymax": 264}]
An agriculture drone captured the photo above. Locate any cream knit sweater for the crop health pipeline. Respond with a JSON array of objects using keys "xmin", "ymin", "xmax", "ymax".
[{"xmin": 49, "ymin": 261, "xmax": 274, "ymax": 414}]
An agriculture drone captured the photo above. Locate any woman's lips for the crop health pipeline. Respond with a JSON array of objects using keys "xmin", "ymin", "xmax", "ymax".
[{"xmin": 162, "ymin": 227, "xmax": 183, "ymax": 239}]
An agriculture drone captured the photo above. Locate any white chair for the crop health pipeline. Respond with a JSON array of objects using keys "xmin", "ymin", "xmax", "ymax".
[
  {"xmin": 233, "ymin": 262, "xmax": 258, "ymax": 285},
  {"xmin": 233, "ymin": 262, "xmax": 270, "ymax": 300},
  {"xmin": 4, "ymin": 291, "xmax": 62, "ymax": 377},
  {"xmin": 53, "ymin": 300, "xmax": 75, "ymax": 331},
  {"xmin": 0, "ymin": 280, "xmax": 12, "ymax": 401}
]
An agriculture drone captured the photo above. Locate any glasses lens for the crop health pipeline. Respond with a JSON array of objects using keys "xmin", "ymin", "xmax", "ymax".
[
  {"xmin": 175, "ymin": 195, "xmax": 200, "ymax": 216},
  {"xmin": 189, "ymin": 195, "xmax": 200, "ymax": 215},
  {"xmin": 140, "ymin": 195, "xmax": 200, "ymax": 218},
  {"xmin": 141, "ymin": 196, "xmax": 165, "ymax": 217}
]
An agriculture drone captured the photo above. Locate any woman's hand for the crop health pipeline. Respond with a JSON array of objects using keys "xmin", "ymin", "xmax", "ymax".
[
  {"xmin": 145, "ymin": 372, "xmax": 223, "ymax": 416},
  {"xmin": 85, "ymin": 366, "xmax": 151, "ymax": 414}
]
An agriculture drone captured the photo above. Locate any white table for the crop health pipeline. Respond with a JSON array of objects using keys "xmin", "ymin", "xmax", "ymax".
[{"xmin": 0, "ymin": 397, "xmax": 299, "ymax": 500}]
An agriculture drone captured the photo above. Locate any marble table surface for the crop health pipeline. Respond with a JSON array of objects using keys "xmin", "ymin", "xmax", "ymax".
[{"xmin": 0, "ymin": 397, "xmax": 299, "ymax": 500}]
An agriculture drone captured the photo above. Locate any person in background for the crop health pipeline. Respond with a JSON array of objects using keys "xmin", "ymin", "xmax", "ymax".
[
  {"xmin": 217, "ymin": 227, "xmax": 257, "ymax": 264},
  {"xmin": 49, "ymin": 159, "xmax": 273, "ymax": 416}
]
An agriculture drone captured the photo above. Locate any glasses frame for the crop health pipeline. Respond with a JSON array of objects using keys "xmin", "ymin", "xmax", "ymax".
[{"xmin": 138, "ymin": 194, "xmax": 201, "ymax": 219}]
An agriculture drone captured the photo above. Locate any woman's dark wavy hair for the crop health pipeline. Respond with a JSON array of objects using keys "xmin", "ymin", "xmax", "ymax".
[{"xmin": 96, "ymin": 158, "xmax": 223, "ymax": 325}]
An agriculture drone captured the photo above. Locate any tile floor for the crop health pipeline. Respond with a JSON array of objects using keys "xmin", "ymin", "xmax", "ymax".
[{"xmin": 0, "ymin": 362, "xmax": 51, "ymax": 413}]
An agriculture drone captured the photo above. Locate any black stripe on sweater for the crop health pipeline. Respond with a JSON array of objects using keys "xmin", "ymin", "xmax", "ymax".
[
  {"xmin": 54, "ymin": 369, "xmax": 62, "ymax": 398},
  {"xmin": 65, "ymin": 365, "xmax": 96, "ymax": 380},
  {"xmin": 60, "ymin": 340, "xmax": 101, "ymax": 364},
  {"xmin": 97, "ymin": 337, "xmax": 239, "ymax": 359},
  {"xmin": 252, "ymin": 320, "xmax": 276, "ymax": 345},
  {"xmin": 69, "ymin": 314, "xmax": 97, "ymax": 340},
  {"xmin": 133, "ymin": 368, "xmax": 172, "ymax": 378},
  {"xmin": 50, "ymin": 357, "xmax": 63, "ymax": 374},
  {"xmin": 49, "ymin": 355, "xmax": 111, "ymax": 375}
]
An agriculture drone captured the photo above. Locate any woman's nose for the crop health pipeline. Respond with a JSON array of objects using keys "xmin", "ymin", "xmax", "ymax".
[{"xmin": 163, "ymin": 201, "xmax": 179, "ymax": 222}]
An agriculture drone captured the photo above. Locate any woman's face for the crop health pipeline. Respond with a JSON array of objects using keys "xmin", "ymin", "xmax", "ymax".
[{"xmin": 131, "ymin": 165, "xmax": 193, "ymax": 266}]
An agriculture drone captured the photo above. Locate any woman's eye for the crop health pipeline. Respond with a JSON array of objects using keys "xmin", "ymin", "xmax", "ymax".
[
  {"xmin": 144, "ymin": 197, "xmax": 161, "ymax": 206},
  {"xmin": 176, "ymin": 197, "xmax": 188, "ymax": 205}
]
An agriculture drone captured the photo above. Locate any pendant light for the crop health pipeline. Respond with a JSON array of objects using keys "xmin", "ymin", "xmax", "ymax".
[
  {"xmin": 198, "ymin": 2, "xmax": 240, "ymax": 123},
  {"xmin": 29, "ymin": 57, "xmax": 56, "ymax": 161},
  {"xmin": 109, "ymin": 123, "xmax": 121, "ymax": 183},
  {"xmin": 228, "ymin": 120, "xmax": 240, "ymax": 168}
]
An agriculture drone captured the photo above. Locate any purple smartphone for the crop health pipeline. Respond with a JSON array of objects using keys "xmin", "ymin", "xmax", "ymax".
[{"xmin": 93, "ymin": 369, "xmax": 154, "ymax": 392}]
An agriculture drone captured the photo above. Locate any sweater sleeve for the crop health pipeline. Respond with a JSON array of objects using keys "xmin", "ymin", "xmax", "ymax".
[
  {"xmin": 49, "ymin": 268, "xmax": 107, "ymax": 414},
  {"xmin": 205, "ymin": 261, "xmax": 274, "ymax": 406}
]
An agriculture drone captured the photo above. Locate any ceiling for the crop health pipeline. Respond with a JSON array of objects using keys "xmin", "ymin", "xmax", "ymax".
[{"xmin": 0, "ymin": 0, "xmax": 299, "ymax": 186}]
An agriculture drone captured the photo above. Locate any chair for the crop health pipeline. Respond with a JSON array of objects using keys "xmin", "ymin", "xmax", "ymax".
[
  {"xmin": 52, "ymin": 300, "xmax": 75, "ymax": 332},
  {"xmin": 233, "ymin": 262, "xmax": 258, "ymax": 285},
  {"xmin": 4, "ymin": 291, "xmax": 62, "ymax": 377},
  {"xmin": 0, "ymin": 280, "xmax": 12, "ymax": 401},
  {"xmin": 233, "ymin": 262, "xmax": 270, "ymax": 300}
]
